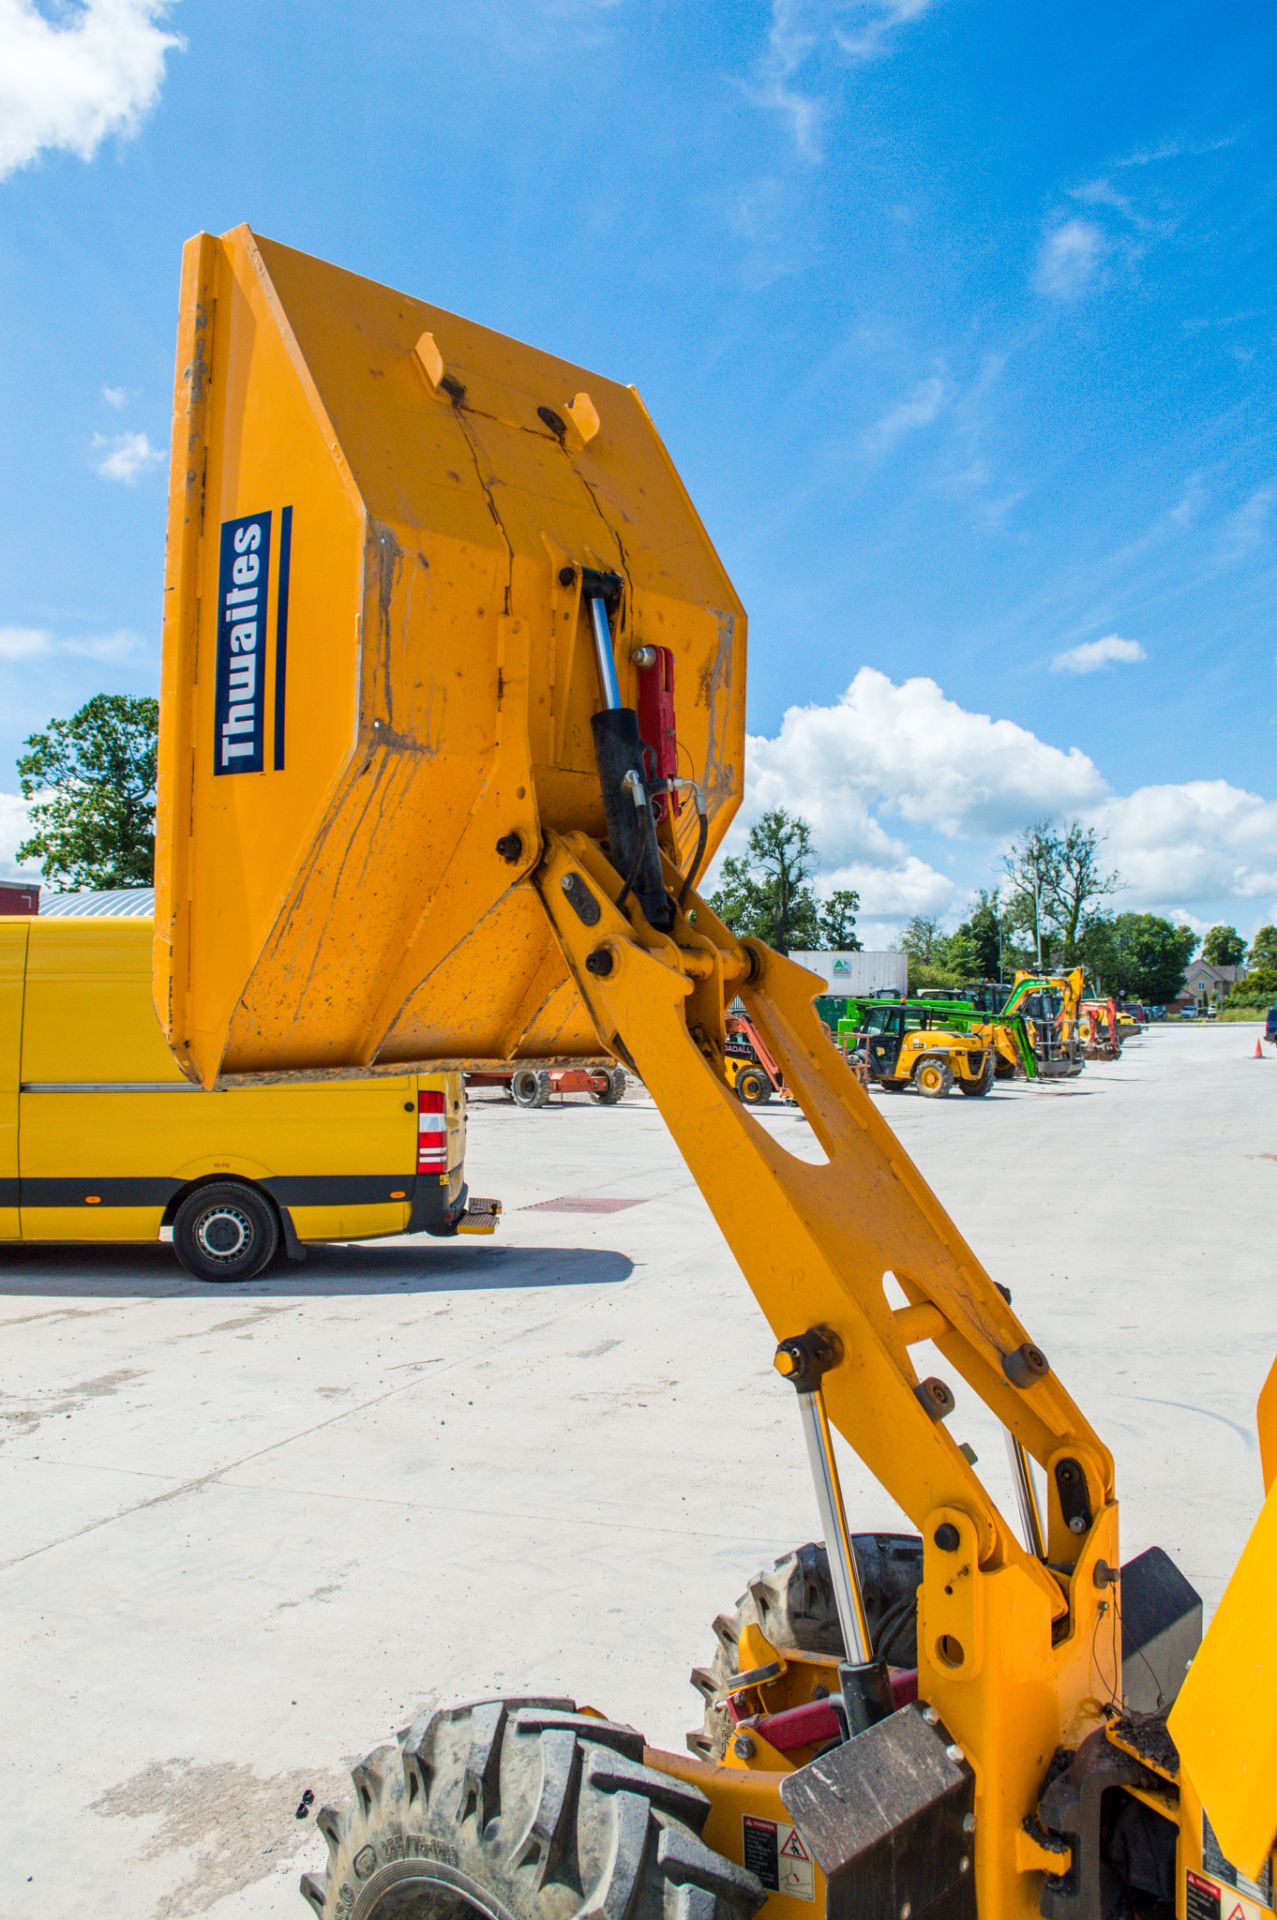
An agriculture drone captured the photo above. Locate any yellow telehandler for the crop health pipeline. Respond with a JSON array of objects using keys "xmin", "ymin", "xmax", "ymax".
[{"xmin": 152, "ymin": 228, "xmax": 1276, "ymax": 1920}]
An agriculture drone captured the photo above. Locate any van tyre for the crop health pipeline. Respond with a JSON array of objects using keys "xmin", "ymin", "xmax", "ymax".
[
  {"xmin": 687, "ymin": 1536, "xmax": 923, "ymax": 1760},
  {"xmin": 510, "ymin": 1069, "xmax": 552, "ymax": 1109},
  {"xmin": 301, "ymin": 1697, "xmax": 765, "ymax": 1920},
  {"xmin": 735, "ymin": 1066, "xmax": 771, "ymax": 1105},
  {"xmin": 172, "ymin": 1180, "xmax": 280, "ymax": 1283},
  {"xmin": 589, "ymin": 1068, "xmax": 627, "ymax": 1106},
  {"xmin": 913, "ymin": 1055, "xmax": 953, "ymax": 1099}
]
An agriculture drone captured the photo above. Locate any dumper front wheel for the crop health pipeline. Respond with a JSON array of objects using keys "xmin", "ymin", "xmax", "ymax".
[
  {"xmin": 172, "ymin": 1180, "xmax": 280, "ymax": 1282},
  {"xmin": 302, "ymin": 1698, "xmax": 764, "ymax": 1920},
  {"xmin": 687, "ymin": 1536, "xmax": 922, "ymax": 1759}
]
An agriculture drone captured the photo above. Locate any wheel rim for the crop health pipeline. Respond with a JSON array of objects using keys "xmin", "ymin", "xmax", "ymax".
[
  {"xmin": 355, "ymin": 1858, "xmax": 513, "ymax": 1920},
  {"xmin": 194, "ymin": 1203, "xmax": 254, "ymax": 1264},
  {"xmin": 919, "ymin": 1066, "xmax": 940, "ymax": 1092}
]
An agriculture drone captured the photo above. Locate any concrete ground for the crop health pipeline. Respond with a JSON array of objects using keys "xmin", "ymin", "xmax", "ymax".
[{"xmin": 1, "ymin": 1024, "xmax": 1273, "ymax": 1917}]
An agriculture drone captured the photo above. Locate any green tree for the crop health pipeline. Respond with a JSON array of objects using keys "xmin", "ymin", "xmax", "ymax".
[
  {"xmin": 709, "ymin": 809, "xmax": 820, "ymax": 954},
  {"xmin": 817, "ymin": 888, "xmax": 862, "ymax": 950},
  {"xmin": 951, "ymin": 891, "xmax": 1004, "ymax": 979},
  {"xmin": 1082, "ymin": 912, "xmax": 1197, "ymax": 1003},
  {"xmin": 900, "ymin": 915, "xmax": 943, "ymax": 963},
  {"xmin": 17, "ymin": 694, "xmax": 159, "ymax": 889},
  {"xmin": 1226, "ymin": 966, "xmax": 1277, "ymax": 1010},
  {"xmin": 1247, "ymin": 925, "xmax": 1277, "ymax": 972},
  {"xmin": 1202, "ymin": 925, "xmax": 1246, "ymax": 969},
  {"xmin": 1004, "ymin": 820, "xmax": 1120, "ymax": 964}
]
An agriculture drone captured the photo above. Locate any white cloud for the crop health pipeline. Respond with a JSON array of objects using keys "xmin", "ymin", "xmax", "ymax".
[
  {"xmin": 0, "ymin": 792, "xmax": 37, "ymax": 879},
  {"xmin": 101, "ymin": 384, "xmax": 133, "ymax": 409},
  {"xmin": 91, "ymin": 429, "xmax": 163, "ymax": 483},
  {"xmin": 1094, "ymin": 782, "xmax": 1277, "ymax": 909},
  {"xmin": 750, "ymin": 0, "xmax": 936, "ymax": 159},
  {"xmin": 1033, "ymin": 217, "xmax": 1106, "ymax": 300},
  {"xmin": 861, "ymin": 374, "xmax": 947, "ymax": 460},
  {"xmin": 1050, "ymin": 634, "xmax": 1148, "ymax": 675},
  {"xmin": 1215, "ymin": 485, "xmax": 1274, "ymax": 566},
  {"xmin": 1117, "ymin": 133, "xmax": 1236, "ymax": 169},
  {"xmin": 740, "ymin": 669, "xmax": 1106, "ymax": 853},
  {"xmin": 0, "ymin": 624, "xmax": 142, "ymax": 663},
  {"xmin": 0, "ymin": 0, "xmax": 182, "ymax": 182},
  {"xmin": 715, "ymin": 669, "xmax": 1277, "ymax": 938},
  {"xmin": 821, "ymin": 854, "xmax": 956, "ymax": 921},
  {"xmin": 0, "ymin": 626, "xmax": 52, "ymax": 662}
]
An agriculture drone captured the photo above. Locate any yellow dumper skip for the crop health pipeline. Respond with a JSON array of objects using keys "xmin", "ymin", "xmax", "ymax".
[{"xmin": 155, "ymin": 225, "xmax": 745, "ymax": 1088}]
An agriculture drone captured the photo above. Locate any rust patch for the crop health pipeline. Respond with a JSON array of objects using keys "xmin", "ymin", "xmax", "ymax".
[
  {"xmin": 699, "ymin": 610, "xmax": 737, "ymax": 803},
  {"xmin": 370, "ymin": 519, "xmax": 405, "ymax": 725}
]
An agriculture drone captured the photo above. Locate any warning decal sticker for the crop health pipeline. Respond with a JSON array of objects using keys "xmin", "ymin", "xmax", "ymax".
[
  {"xmin": 1188, "ymin": 1871, "xmax": 1222, "ymax": 1920},
  {"xmin": 1203, "ymin": 1813, "xmax": 1275, "ymax": 1912},
  {"xmin": 742, "ymin": 1816, "xmax": 815, "ymax": 1902}
]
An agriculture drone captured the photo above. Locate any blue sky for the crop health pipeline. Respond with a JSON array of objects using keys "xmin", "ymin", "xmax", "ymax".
[{"xmin": 2, "ymin": 0, "xmax": 1276, "ymax": 939}]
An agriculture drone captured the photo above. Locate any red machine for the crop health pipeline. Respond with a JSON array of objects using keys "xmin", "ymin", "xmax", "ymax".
[{"xmin": 465, "ymin": 1066, "xmax": 627, "ymax": 1109}]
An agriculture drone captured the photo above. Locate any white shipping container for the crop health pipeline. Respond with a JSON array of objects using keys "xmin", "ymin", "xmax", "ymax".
[{"xmin": 789, "ymin": 950, "xmax": 908, "ymax": 995}]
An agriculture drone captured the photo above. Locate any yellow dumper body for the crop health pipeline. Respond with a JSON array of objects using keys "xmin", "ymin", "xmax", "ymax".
[{"xmin": 155, "ymin": 225, "xmax": 744, "ymax": 1086}]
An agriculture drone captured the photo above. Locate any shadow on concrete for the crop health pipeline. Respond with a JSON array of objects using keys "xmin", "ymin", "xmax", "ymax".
[{"xmin": 0, "ymin": 1239, "xmax": 634, "ymax": 1301}]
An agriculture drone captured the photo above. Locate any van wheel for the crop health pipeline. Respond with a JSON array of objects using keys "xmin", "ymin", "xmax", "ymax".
[
  {"xmin": 301, "ymin": 1698, "xmax": 764, "ymax": 1920},
  {"xmin": 510, "ymin": 1069, "xmax": 552, "ymax": 1108},
  {"xmin": 172, "ymin": 1181, "xmax": 280, "ymax": 1282},
  {"xmin": 589, "ymin": 1067, "xmax": 627, "ymax": 1105}
]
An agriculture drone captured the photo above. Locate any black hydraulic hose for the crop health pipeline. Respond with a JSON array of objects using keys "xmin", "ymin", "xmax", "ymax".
[{"xmin": 676, "ymin": 801, "xmax": 710, "ymax": 911}]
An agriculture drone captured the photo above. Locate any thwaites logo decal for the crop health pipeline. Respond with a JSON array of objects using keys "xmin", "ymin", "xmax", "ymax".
[{"xmin": 214, "ymin": 507, "xmax": 293, "ymax": 776}]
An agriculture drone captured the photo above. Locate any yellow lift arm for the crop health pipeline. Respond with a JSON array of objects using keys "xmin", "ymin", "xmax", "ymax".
[{"xmin": 152, "ymin": 227, "xmax": 1273, "ymax": 1920}]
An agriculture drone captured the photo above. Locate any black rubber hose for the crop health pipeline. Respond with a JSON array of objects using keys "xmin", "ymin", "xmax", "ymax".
[{"xmin": 592, "ymin": 708, "xmax": 673, "ymax": 931}]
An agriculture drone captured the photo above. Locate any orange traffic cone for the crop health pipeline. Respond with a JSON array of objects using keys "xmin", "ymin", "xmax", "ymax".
[{"xmin": 1255, "ymin": 1038, "xmax": 1264, "ymax": 1058}]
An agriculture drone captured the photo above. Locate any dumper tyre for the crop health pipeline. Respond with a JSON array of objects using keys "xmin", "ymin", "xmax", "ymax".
[
  {"xmin": 735, "ymin": 1066, "xmax": 771, "ymax": 1105},
  {"xmin": 589, "ymin": 1068, "xmax": 627, "ymax": 1106},
  {"xmin": 687, "ymin": 1536, "xmax": 923, "ymax": 1760},
  {"xmin": 301, "ymin": 1696, "xmax": 765, "ymax": 1920},
  {"xmin": 172, "ymin": 1180, "xmax": 280, "ymax": 1283},
  {"xmin": 959, "ymin": 1055, "xmax": 995, "ymax": 1097},
  {"xmin": 510, "ymin": 1069, "xmax": 552, "ymax": 1109},
  {"xmin": 913, "ymin": 1055, "xmax": 953, "ymax": 1099}
]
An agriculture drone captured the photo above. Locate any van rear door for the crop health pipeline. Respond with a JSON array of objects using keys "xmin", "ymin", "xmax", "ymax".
[{"xmin": 0, "ymin": 921, "xmax": 27, "ymax": 1239}]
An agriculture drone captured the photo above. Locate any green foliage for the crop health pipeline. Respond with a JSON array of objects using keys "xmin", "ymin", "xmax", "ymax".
[
  {"xmin": 817, "ymin": 887, "xmax": 862, "ymax": 950},
  {"xmin": 17, "ymin": 694, "xmax": 159, "ymax": 889},
  {"xmin": 1202, "ymin": 924, "xmax": 1246, "ymax": 969},
  {"xmin": 908, "ymin": 960, "xmax": 965, "ymax": 992},
  {"xmin": 1081, "ymin": 912, "xmax": 1198, "ymax": 1003},
  {"xmin": 900, "ymin": 915, "xmax": 942, "ymax": 962},
  {"xmin": 1248, "ymin": 925, "xmax": 1277, "ymax": 972},
  {"xmin": 954, "ymin": 891, "xmax": 1004, "ymax": 978},
  {"xmin": 1226, "ymin": 966, "xmax": 1277, "ymax": 1010},
  {"xmin": 1003, "ymin": 819, "xmax": 1119, "ymax": 963},
  {"xmin": 709, "ymin": 808, "xmax": 821, "ymax": 954}
]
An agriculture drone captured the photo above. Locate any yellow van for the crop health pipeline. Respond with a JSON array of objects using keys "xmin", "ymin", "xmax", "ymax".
[{"xmin": 0, "ymin": 915, "xmax": 499, "ymax": 1281}]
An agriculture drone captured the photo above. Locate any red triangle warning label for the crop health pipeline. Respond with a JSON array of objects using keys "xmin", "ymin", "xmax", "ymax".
[
  {"xmin": 780, "ymin": 1831, "xmax": 811, "ymax": 1861},
  {"xmin": 1227, "ymin": 1904, "xmax": 1246, "ymax": 1920}
]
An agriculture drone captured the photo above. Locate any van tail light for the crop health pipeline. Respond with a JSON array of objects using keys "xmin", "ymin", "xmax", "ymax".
[{"xmin": 417, "ymin": 1089, "xmax": 448, "ymax": 1173}]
